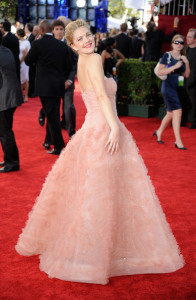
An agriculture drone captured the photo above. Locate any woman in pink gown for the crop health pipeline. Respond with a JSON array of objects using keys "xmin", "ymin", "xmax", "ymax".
[{"xmin": 15, "ymin": 19, "xmax": 184, "ymax": 285}]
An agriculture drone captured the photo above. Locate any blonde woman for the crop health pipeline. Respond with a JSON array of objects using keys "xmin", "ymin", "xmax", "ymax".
[
  {"xmin": 16, "ymin": 20, "xmax": 184, "ymax": 284},
  {"xmin": 16, "ymin": 28, "xmax": 31, "ymax": 102},
  {"xmin": 154, "ymin": 35, "xmax": 190, "ymax": 149}
]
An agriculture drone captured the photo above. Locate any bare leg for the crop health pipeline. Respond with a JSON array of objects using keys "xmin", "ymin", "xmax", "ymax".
[
  {"xmin": 20, "ymin": 83, "xmax": 25, "ymax": 97},
  {"xmin": 156, "ymin": 111, "xmax": 173, "ymax": 140},
  {"xmin": 172, "ymin": 109, "xmax": 185, "ymax": 148},
  {"xmin": 24, "ymin": 81, "xmax": 29, "ymax": 102}
]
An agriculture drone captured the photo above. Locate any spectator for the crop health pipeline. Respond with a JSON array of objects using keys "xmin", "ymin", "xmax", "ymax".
[
  {"xmin": 1, "ymin": 21, "xmax": 20, "ymax": 82},
  {"xmin": 16, "ymin": 28, "xmax": 31, "ymax": 103},
  {"xmin": 0, "ymin": 30, "xmax": 23, "ymax": 173},
  {"xmin": 32, "ymin": 25, "xmax": 40, "ymax": 40},
  {"xmin": 186, "ymin": 28, "xmax": 196, "ymax": 129},
  {"xmin": 52, "ymin": 19, "xmax": 77, "ymax": 139},
  {"xmin": 25, "ymin": 23, "xmax": 35, "ymax": 45},
  {"xmin": 144, "ymin": 17, "xmax": 179, "ymax": 62},
  {"xmin": 25, "ymin": 19, "xmax": 71, "ymax": 155},
  {"xmin": 94, "ymin": 32, "xmax": 101, "ymax": 53},
  {"xmin": 131, "ymin": 29, "xmax": 144, "ymax": 59},
  {"xmin": 115, "ymin": 23, "xmax": 132, "ymax": 58},
  {"xmin": 138, "ymin": 21, "xmax": 147, "ymax": 34},
  {"xmin": 101, "ymin": 37, "xmax": 125, "ymax": 81},
  {"xmin": 11, "ymin": 21, "xmax": 20, "ymax": 34},
  {"xmin": 109, "ymin": 27, "xmax": 118, "ymax": 37},
  {"xmin": 154, "ymin": 35, "xmax": 190, "ymax": 150},
  {"xmin": 26, "ymin": 24, "xmax": 37, "ymax": 97}
]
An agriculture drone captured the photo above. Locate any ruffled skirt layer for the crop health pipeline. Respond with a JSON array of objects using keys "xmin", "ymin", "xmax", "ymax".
[{"xmin": 16, "ymin": 113, "xmax": 184, "ymax": 284}]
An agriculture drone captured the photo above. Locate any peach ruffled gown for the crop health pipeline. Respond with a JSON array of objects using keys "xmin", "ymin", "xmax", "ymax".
[{"xmin": 16, "ymin": 78, "xmax": 184, "ymax": 284}]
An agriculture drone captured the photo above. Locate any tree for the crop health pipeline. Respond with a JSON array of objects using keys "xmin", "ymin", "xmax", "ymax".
[
  {"xmin": 108, "ymin": 0, "xmax": 134, "ymax": 19},
  {"xmin": 0, "ymin": 0, "xmax": 17, "ymax": 20}
]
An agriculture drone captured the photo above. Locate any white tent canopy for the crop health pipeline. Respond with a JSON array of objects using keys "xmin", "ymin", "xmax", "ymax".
[
  {"xmin": 107, "ymin": 16, "xmax": 122, "ymax": 29},
  {"xmin": 124, "ymin": 0, "xmax": 147, "ymax": 10}
]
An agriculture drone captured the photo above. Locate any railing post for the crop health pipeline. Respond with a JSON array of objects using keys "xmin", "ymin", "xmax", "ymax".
[{"xmin": 182, "ymin": 0, "xmax": 186, "ymax": 15}]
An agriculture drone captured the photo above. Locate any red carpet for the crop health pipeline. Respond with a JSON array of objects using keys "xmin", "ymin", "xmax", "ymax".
[{"xmin": 0, "ymin": 81, "xmax": 195, "ymax": 300}]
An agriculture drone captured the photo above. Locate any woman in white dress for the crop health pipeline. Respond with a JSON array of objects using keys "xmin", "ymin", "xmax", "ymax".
[{"xmin": 16, "ymin": 28, "xmax": 31, "ymax": 102}]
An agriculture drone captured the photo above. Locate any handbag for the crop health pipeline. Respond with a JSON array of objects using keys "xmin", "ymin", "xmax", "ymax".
[{"xmin": 154, "ymin": 52, "xmax": 171, "ymax": 80}]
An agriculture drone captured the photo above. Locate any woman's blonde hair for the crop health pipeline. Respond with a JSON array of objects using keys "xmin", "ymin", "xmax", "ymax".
[
  {"xmin": 171, "ymin": 34, "xmax": 184, "ymax": 44},
  {"xmin": 65, "ymin": 19, "xmax": 89, "ymax": 45}
]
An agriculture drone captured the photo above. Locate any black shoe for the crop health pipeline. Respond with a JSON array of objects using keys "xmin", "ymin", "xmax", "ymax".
[
  {"xmin": 42, "ymin": 142, "xmax": 51, "ymax": 150},
  {"xmin": 28, "ymin": 93, "xmax": 37, "ymax": 98},
  {"xmin": 0, "ymin": 165, "xmax": 20, "ymax": 173},
  {"xmin": 0, "ymin": 161, "xmax": 5, "ymax": 166},
  {"xmin": 153, "ymin": 131, "xmax": 164, "ymax": 144},
  {"xmin": 189, "ymin": 124, "xmax": 196, "ymax": 129},
  {"xmin": 39, "ymin": 117, "xmax": 45, "ymax": 127},
  {"xmin": 175, "ymin": 143, "xmax": 187, "ymax": 150},
  {"xmin": 47, "ymin": 148, "xmax": 62, "ymax": 155}
]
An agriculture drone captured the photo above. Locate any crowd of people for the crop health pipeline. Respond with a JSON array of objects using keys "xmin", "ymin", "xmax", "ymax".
[{"xmin": 0, "ymin": 16, "xmax": 196, "ymax": 173}]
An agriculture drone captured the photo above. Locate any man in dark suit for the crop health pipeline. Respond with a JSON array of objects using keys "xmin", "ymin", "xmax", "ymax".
[
  {"xmin": 131, "ymin": 29, "xmax": 144, "ymax": 59},
  {"xmin": 25, "ymin": 23, "xmax": 35, "ymax": 45},
  {"xmin": 52, "ymin": 19, "xmax": 77, "ymax": 139},
  {"xmin": 115, "ymin": 23, "xmax": 132, "ymax": 58},
  {"xmin": 0, "ymin": 31, "xmax": 23, "ymax": 173},
  {"xmin": 186, "ymin": 28, "xmax": 196, "ymax": 129},
  {"xmin": 1, "ymin": 21, "xmax": 20, "ymax": 82},
  {"xmin": 25, "ymin": 20, "xmax": 71, "ymax": 155}
]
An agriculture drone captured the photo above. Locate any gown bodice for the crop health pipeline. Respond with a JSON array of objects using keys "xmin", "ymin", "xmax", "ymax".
[{"xmin": 82, "ymin": 77, "xmax": 117, "ymax": 115}]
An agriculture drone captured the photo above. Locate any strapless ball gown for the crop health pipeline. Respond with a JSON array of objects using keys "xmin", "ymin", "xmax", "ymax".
[{"xmin": 16, "ymin": 78, "xmax": 184, "ymax": 285}]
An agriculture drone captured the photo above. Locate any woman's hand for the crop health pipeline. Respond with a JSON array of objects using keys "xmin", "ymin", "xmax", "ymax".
[
  {"xmin": 180, "ymin": 55, "xmax": 189, "ymax": 64},
  {"xmin": 105, "ymin": 127, "xmax": 120, "ymax": 155},
  {"xmin": 173, "ymin": 17, "xmax": 179, "ymax": 27},
  {"xmin": 173, "ymin": 60, "xmax": 183, "ymax": 71}
]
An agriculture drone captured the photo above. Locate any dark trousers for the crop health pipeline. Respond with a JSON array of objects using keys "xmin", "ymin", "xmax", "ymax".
[
  {"xmin": 0, "ymin": 107, "xmax": 19, "ymax": 167},
  {"xmin": 28, "ymin": 65, "xmax": 36, "ymax": 97},
  {"xmin": 187, "ymin": 86, "xmax": 196, "ymax": 126},
  {"xmin": 62, "ymin": 88, "xmax": 76, "ymax": 138},
  {"xmin": 178, "ymin": 87, "xmax": 191, "ymax": 126},
  {"xmin": 40, "ymin": 96, "xmax": 65, "ymax": 150}
]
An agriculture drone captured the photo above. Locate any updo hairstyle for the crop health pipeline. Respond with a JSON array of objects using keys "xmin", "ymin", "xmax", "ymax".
[{"xmin": 65, "ymin": 19, "xmax": 89, "ymax": 46}]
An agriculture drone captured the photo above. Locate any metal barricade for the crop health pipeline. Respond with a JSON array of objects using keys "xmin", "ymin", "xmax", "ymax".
[{"xmin": 159, "ymin": 0, "xmax": 195, "ymax": 15}]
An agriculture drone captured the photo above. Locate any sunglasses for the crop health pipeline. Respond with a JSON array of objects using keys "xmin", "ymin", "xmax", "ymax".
[{"xmin": 173, "ymin": 41, "xmax": 184, "ymax": 45}]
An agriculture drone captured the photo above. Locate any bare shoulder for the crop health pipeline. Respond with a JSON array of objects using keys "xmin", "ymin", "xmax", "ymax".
[{"xmin": 88, "ymin": 53, "xmax": 102, "ymax": 63}]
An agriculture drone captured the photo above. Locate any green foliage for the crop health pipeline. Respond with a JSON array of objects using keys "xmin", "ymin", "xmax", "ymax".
[
  {"xmin": 117, "ymin": 59, "xmax": 163, "ymax": 105},
  {"xmin": 0, "ymin": 0, "xmax": 17, "ymax": 20},
  {"xmin": 108, "ymin": 0, "xmax": 133, "ymax": 18}
]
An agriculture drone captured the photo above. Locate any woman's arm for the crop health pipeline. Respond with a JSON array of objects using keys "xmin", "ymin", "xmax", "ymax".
[
  {"xmin": 115, "ymin": 49, "xmax": 125, "ymax": 68},
  {"xmin": 157, "ymin": 60, "xmax": 183, "ymax": 77},
  {"xmin": 141, "ymin": 43, "xmax": 144, "ymax": 57},
  {"xmin": 87, "ymin": 53, "xmax": 120, "ymax": 154}
]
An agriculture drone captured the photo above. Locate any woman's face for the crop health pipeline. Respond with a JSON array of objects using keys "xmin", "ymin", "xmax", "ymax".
[
  {"xmin": 172, "ymin": 38, "xmax": 184, "ymax": 51},
  {"xmin": 72, "ymin": 26, "xmax": 94, "ymax": 55}
]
